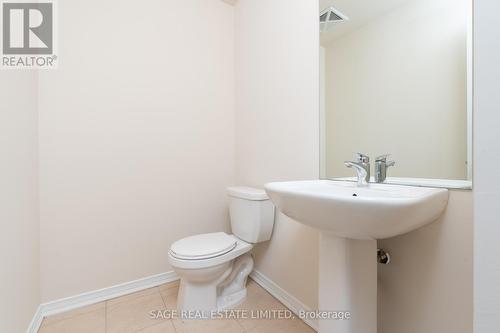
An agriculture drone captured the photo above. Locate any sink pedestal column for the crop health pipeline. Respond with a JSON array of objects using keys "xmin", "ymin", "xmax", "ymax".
[{"xmin": 319, "ymin": 234, "xmax": 377, "ymax": 333}]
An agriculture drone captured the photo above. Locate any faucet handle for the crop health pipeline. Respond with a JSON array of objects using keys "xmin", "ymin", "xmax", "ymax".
[
  {"xmin": 375, "ymin": 154, "xmax": 391, "ymax": 162},
  {"xmin": 356, "ymin": 152, "xmax": 370, "ymax": 163},
  {"xmin": 376, "ymin": 154, "xmax": 395, "ymax": 167}
]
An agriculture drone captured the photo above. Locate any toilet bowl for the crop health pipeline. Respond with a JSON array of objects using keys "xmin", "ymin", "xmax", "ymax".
[{"xmin": 168, "ymin": 187, "xmax": 275, "ymax": 313}]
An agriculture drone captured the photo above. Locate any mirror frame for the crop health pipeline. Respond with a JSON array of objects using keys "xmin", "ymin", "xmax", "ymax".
[{"xmin": 319, "ymin": 0, "xmax": 474, "ymax": 190}]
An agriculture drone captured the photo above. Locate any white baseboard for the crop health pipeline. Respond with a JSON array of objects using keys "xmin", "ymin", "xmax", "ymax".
[
  {"xmin": 26, "ymin": 269, "xmax": 318, "ymax": 333},
  {"xmin": 26, "ymin": 271, "xmax": 179, "ymax": 333},
  {"xmin": 249, "ymin": 270, "xmax": 319, "ymax": 332},
  {"xmin": 26, "ymin": 305, "xmax": 44, "ymax": 333}
]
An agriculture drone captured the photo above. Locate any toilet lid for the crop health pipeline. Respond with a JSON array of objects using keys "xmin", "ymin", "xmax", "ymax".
[{"xmin": 170, "ymin": 232, "xmax": 237, "ymax": 260}]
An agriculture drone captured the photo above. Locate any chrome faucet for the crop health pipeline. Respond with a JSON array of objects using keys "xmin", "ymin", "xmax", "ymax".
[
  {"xmin": 374, "ymin": 154, "xmax": 395, "ymax": 183},
  {"xmin": 345, "ymin": 153, "xmax": 370, "ymax": 186}
]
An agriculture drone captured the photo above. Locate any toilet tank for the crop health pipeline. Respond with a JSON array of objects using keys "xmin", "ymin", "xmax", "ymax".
[{"xmin": 227, "ymin": 187, "xmax": 275, "ymax": 243}]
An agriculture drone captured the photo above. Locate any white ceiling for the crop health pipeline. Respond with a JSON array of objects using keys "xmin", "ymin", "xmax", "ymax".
[{"xmin": 319, "ymin": 0, "xmax": 416, "ymax": 45}]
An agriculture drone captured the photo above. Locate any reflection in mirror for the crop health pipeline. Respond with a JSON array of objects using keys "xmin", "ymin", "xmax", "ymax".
[{"xmin": 319, "ymin": 0, "xmax": 472, "ymax": 187}]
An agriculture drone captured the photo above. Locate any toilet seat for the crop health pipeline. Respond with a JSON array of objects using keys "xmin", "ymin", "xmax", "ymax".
[
  {"xmin": 168, "ymin": 234, "xmax": 253, "ymax": 270},
  {"xmin": 170, "ymin": 232, "xmax": 237, "ymax": 260}
]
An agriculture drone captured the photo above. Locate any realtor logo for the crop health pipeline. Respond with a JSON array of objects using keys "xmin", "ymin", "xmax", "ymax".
[{"xmin": 1, "ymin": 1, "xmax": 57, "ymax": 68}]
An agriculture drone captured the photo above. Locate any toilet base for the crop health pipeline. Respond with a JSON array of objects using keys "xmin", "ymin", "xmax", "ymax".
[
  {"xmin": 175, "ymin": 253, "xmax": 254, "ymax": 316},
  {"xmin": 217, "ymin": 288, "xmax": 247, "ymax": 310}
]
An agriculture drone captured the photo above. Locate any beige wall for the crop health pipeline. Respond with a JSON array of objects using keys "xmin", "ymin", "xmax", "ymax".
[
  {"xmin": 232, "ymin": 0, "xmax": 473, "ymax": 328},
  {"xmin": 0, "ymin": 5, "xmax": 473, "ymax": 333},
  {"xmin": 0, "ymin": 72, "xmax": 40, "ymax": 331},
  {"xmin": 324, "ymin": 0, "xmax": 468, "ymax": 180},
  {"xmin": 38, "ymin": 0, "xmax": 235, "ymax": 302},
  {"xmin": 378, "ymin": 191, "xmax": 473, "ymax": 333},
  {"xmin": 234, "ymin": 0, "xmax": 320, "ymax": 310}
]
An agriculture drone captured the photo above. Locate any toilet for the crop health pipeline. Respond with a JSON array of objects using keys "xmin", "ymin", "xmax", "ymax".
[{"xmin": 168, "ymin": 187, "xmax": 275, "ymax": 313}]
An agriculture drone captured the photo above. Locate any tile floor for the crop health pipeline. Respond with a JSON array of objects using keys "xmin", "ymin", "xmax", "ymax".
[{"xmin": 38, "ymin": 279, "xmax": 316, "ymax": 333}]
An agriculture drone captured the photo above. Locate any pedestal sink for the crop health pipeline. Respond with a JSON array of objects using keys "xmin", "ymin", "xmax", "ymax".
[{"xmin": 264, "ymin": 180, "xmax": 449, "ymax": 333}]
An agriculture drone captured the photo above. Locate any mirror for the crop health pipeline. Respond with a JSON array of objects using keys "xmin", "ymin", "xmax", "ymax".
[{"xmin": 319, "ymin": 0, "xmax": 473, "ymax": 189}]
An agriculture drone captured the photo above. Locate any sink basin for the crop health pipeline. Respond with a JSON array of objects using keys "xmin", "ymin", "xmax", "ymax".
[
  {"xmin": 264, "ymin": 180, "xmax": 449, "ymax": 240},
  {"xmin": 265, "ymin": 180, "xmax": 449, "ymax": 332}
]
